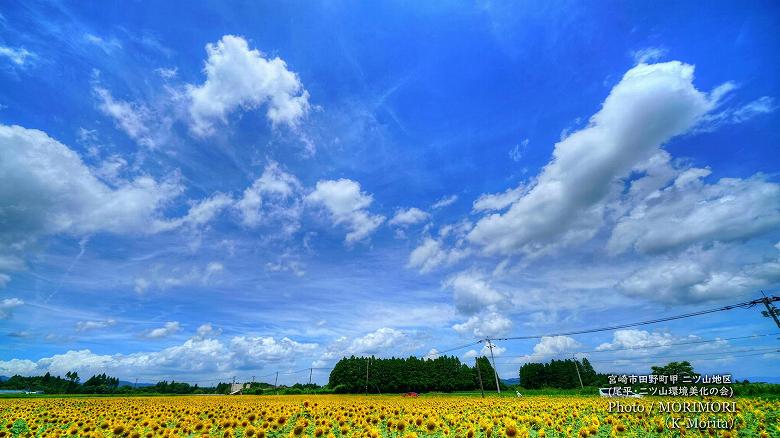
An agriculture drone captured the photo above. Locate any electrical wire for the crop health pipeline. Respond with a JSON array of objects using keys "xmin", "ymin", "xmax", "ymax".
[
  {"xmin": 132, "ymin": 296, "xmax": 779, "ymax": 385},
  {"xmin": 495, "ymin": 333, "xmax": 778, "ymax": 358},
  {"xmin": 586, "ymin": 346, "xmax": 779, "ymax": 361},
  {"xmin": 419, "ymin": 340, "xmax": 484, "ymax": 358},
  {"xmin": 493, "ymin": 347, "xmax": 779, "ymax": 366},
  {"xmin": 490, "ymin": 296, "xmax": 777, "ymax": 342}
]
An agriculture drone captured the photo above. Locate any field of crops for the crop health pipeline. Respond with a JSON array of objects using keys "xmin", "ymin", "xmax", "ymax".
[{"xmin": 1, "ymin": 395, "xmax": 777, "ymax": 438}]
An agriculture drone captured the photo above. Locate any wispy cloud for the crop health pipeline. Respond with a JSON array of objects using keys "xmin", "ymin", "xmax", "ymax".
[
  {"xmin": 432, "ymin": 194, "xmax": 458, "ymax": 209},
  {"xmin": 84, "ymin": 33, "xmax": 122, "ymax": 53},
  {"xmin": 143, "ymin": 321, "xmax": 181, "ymax": 339},
  {"xmin": 631, "ymin": 46, "xmax": 668, "ymax": 64},
  {"xmin": 0, "ymin": 46, "xmax": 34, "ymax": 66}
]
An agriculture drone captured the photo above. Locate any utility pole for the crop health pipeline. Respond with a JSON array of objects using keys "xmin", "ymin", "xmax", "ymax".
[
  {"xmin": 760, "ymin": 292, "xmax": 780, "ymax": 329},
  {"xmin": 365, "ymin": 358, "xmax": 370, "ymax": 396},
  {"xmin": 572, "ymin": 355, "xmax": 583, "ymax": 389},
  {"xmin": 274, "ymin": 372, "xmax": 278, "ymax": 395},
  {"xmin": 474, "ymin": 357, "xmax": 485, "ymax": 398},
  {"xmin": 308, "ymin": 368, "xmax": 313, "ymax": 386},
  {"xmin": 133, "ymin": 378, "xmax": 138, "ymax": 389},
  {"xmin": 485, "ymin": 338, "xmax": 501, "ymax": 394}
]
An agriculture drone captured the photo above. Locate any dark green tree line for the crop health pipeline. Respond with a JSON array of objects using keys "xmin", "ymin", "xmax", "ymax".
[
  {"xmin": 328, "ymin": 355, "xmax": 498, "ymax": 393},
  {"xmin": 518, "ymin": 358, "xmax": 603, "ymax": 389},
  {"xmin": 0, "ymin": 373, "xmax": 213, "ymax": 394}
]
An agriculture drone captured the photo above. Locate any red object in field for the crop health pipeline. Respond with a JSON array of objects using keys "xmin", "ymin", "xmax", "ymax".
[{"xmin": 403, "ymin": 392, "xmax": 419, "ymax": 397}]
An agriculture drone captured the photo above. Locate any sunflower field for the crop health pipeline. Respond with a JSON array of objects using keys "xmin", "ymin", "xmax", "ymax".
[{"xmin": 1, "ymin": 395, "xmax": 777, "ymax": 438}]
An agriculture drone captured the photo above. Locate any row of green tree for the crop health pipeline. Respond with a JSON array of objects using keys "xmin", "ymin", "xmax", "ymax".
[
  {"xmin": 517, "ymin": 360, "xmax": 751, "ymax": 391},
  {"xmin": 0, "ymin": 372, "xmax": 215, "ymax": 394},
  {"xmin": 518, "ymin": 358, "xmax": 603, "ymax": 389},
  {"xmin": 8, "ymin": 359, "xmax": 774, "ymax": 396},
  {"xmin": 1, "ymin": 372, "xmax": 82, "ymax": 393},
  {"xmin": 327, "ymin": 355, "xmax": 504, "ymax": 393},
  {"xmin": 0, "ymin": 371, "xmax": 330, "ymax": 395}
]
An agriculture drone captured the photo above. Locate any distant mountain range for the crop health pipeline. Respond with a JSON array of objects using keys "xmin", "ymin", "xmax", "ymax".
[
  {"xmin": 501, "ymin": 377, "xmax": 520, "ymax": 385},
  {"xmin": 118, "ymin": 380, "xmax": 155, "ymax": 387},
  {"xmin": 741, "ymin": 376, "xmax": 780, "ymax": 384},
  {"xmin": 0, "ymin": 375, "xmax": 157, "ymax": 387}
]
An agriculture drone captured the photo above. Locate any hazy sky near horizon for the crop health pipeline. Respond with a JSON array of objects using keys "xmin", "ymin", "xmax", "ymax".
[{"xmin": 1, "ymin": 1, "xmax": 779, "ymax": 384}]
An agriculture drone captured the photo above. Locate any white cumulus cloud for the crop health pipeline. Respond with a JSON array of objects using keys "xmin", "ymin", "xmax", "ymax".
[
  {"xmin": 618, "ymin": 247, "xmax": 780, "ymax": 304},
  {"xmin": 444, "ymin": 270, "xmax": 507, "ymax": 315},
  {"xmin": 153, "ymin": 193, "xmax": 234, "ymax": 233},
  {"xmin": 314, "ymin": 328, "xmax": 415, "ymax": 367},
  {"xmin": 529, "ymin": 336, "xmax": 580, "ymax": 358},
  {"xmin": 468, "ymin": 61, "xmax": 719, "ymax": 256},
  {"xmin": 0, "ymin": 326, "xmax": 318, "ymax": 380},
  {"xmin": 0, "ymin": 298, "xmax": 23, "ymax": 319},
  {"xmin": 144, "ymin": 321, "xmax": 182, "ymax": 339},
  {"xmin": 472, "ymin": 186, "xmax": 525, "ymax": 213},
  {"xmin": 388, "ymin": 207, "xmax": 430, "ymax": 227},
  {"xmin": 608, "ymin": 171, "xmax": 780, "ymax": 255},
  {"xmin": 452, "ymin": 311, "xmax": 512, "ymax": 338},
  {"xmin": 236, "ymin": 161, "xmax": 303, "ymax": 235},
  {"xmin": 0, "ymin": 124, "xmax": 189, "ymax": 285},
  {"xmin": 187, "ymin": 35, "xmax": 310, "ymax": 136},
  {"xmin": 407, "ymin": 236, "xmax": 470, "ymax": 273},
  {"xmin": 596, "ymin": 330, "xmax": 678, "ymax": 351},
  {"xmin": 347, "ymin": 328, "xmax": 407, "ymax": 354},
  {"xmin": 305, "ymin": 179, "xmax": 384, "ymax": 244}
]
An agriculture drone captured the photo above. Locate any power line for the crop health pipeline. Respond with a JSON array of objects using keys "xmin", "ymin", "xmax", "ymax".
[
  {"xmin": 584, "ymin": 348, "xmax": 780, "ymax": 365},
  {"xmin": 250, "ymin": 296, "xmax": 779, "ymax": 381},
  {"xmin": 493, "ymin": 347, "xmax": 780, "ymax": 366},
  {"xmin": 496, "ymin": 351, "xmax": 778, "ymax": 367},
  {"xmin": 587, "ymin": 346, "xmax": 779, "ymax": 361},
  {"xmin": 183, "ymin": 371, "xmax": 280, "ymax": 384},
  {"xmin": 495, "ymin": 333, "xmax": 778, "ymax": 358},
  {"xmin": 131, "ymin": 296, "xmax": 778, "ymax": 387},
  {"xmin": 575, "ymin": 333, "xmax": 778, "ymax": 355},
  {"xmin": 159, "ymin": 367, "xmax": 337, "ymax": 387},
  {"xmin": 420, "ymin": 340, "xmax": 484, "ymax": 358},
  {"xmin": 279, "ymin": 367, "xmax": 332, "ymax": 375},
  {"xmin": 490, "ymin": 296, "xmax": 778, "ymax": 342}
]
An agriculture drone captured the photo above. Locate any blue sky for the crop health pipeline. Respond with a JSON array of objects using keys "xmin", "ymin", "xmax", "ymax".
[{"xmin": 1, "ymin": 1, "xmax": 779, "ymax": 385}]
